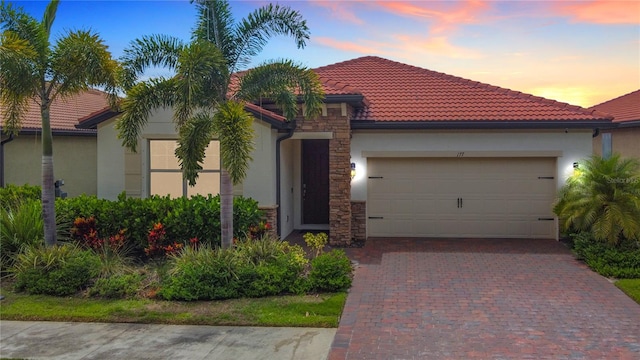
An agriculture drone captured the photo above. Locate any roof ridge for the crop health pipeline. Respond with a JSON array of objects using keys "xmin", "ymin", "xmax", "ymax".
[{"xmin": 589, "ymin": 89, "xmax": 640, "ymax": 108}]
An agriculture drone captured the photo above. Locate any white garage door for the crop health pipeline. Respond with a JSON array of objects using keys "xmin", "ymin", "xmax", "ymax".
[{"xmin": 367, "ymin": 157, "xmax": 557, "ymax": 238}]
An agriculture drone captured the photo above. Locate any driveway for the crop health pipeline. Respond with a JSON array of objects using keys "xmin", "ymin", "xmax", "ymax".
[{"xmin": 328, "ymin": 238, "xmax": 640, "ymax": 360}]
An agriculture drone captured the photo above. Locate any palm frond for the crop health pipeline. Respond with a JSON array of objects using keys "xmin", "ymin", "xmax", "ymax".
[
  {"xmin": 0, "ymin": 1, "xmax": 50, "ymax": 63},
  {"xmin": 173, "ymin": 40, "xmax": 227, "ymax": 125},
  {"xmin": 120, "ymin": 34, "xmax": 185, "ymax": 89},
  {"xmin": 229, "ymin": 3, "xmax": 309, "ymax": 71},
  {"xmin": 116, "ymin": 77, "xmax": 177, "ymax": 152},
  {"xmin": 176, "ymin": 112, "xmax": 216, "ymax": 185},
  {"xmin": 41, "ymin": 0, "xmax": 59, "ymax": 37},
  {"xmin": 235, "ymin": 59, "xmax": 324, "ymax": 120},
  {"xmin": 192, "ymin": 0, "xmax": 235, "ymax": 63},
  {"xmin": 213, "ymin": 100, "xmax": 255, "ymax": 185}
]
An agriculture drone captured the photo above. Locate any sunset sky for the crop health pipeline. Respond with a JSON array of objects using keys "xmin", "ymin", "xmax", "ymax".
[{"xmin": 8, "ymin": 0, "xmax": 640, "ymax": 107}]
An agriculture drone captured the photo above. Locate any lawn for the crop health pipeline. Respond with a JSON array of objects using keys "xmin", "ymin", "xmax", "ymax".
[
  {"xmin": 615, "ymin": 279, "xmax": 640, "ymax": 304},
  {"xmin": 0, "ymin": 286, "xmax": 347, "ymax": 328}
]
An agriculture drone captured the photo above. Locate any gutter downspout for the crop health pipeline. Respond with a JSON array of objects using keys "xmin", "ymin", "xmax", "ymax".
[
  {"xmin": 275, "ymin": 121, "xmax": 296, "ymax": 238},
  {"xmin": 0, "ymin": 134, "xmax": 15, "ymax": 187}
]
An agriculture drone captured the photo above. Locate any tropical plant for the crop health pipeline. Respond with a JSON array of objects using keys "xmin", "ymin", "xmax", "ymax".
[
  {"xmin": 554, "ymin": 154, "xmax": 640, "ymax": 244},
  {"xmin": 0, "ymin": 0, "xmax": 119, "ymax": 246},
  {"xmin": 116, "ymin": 0, "xmax": 324, "ymax": 248}
]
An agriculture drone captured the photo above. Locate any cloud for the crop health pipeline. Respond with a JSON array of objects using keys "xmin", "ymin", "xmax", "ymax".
[
  {"xmin": 308, "ymin": 0, "xmax": 366, "ymax": 25},
  {"xmin": 373, "ymin": 0, "xmax": 491, "ymax": 34},
  {"xmin": 551, "ymin": 0, "xmax": 640, "ymax": 25}
]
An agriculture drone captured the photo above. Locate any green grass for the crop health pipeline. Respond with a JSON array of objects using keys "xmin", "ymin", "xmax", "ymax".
[
  {"xmin": 616, "ymin": 279, "xmax": 640, "ymax": 304},
  {"xmin": 0, "ymin": 286, "xmax": 347, "ymax": 327}
]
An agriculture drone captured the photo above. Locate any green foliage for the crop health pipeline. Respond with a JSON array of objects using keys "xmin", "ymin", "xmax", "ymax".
[
  {"xmin": 12, "ymin": 244, "xmax": 101, "ymax": 296},
  {"xmin": 56, "ymin": 194, "xmax": 263, "ymax": 257},
  {"xmin": 303, "ymin": 232, "xmax": 328, "ymax": 257},
  {"xmin": 308, "ymin": 250, "xmax": 353, "ymax": 292},
  {"xmin": 0, "ymin": 199, "xmax": 43, "ymax": 274},
  {"xmin": 554, "ymin": 154, "xmax": 640, "ymax": 244},
  {"xmin": 0, "ymin": 184, "xmax": 41, "ymax": 210},
  {"xmin": 89, "ymin": 273, "xmax": 143, "ymax": 299},
  {"xmin": 572, "ymin": 232, "xmax": 640, "ymax": 278},
  {"xmin": 213, "ymin": 100, "xmax": 255, "ymax": 185}
]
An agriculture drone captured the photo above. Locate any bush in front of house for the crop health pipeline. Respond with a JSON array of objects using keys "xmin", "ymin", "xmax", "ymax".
[
  {"xmin": 12, "ymin": 244, "xmax": 101, "ymax": 296},
  {"xmin": 0, "ymin": 199, "xmax": 44, "ymax": 274},
  {"xmin": 572, "ymin": 232, "xmax": 640, "ymax": 278},
  {"xmin": 89, "ymin": 273, "xmax": 144, "ymax": 299},
  {"xmin": 56, "ymin": 193, "xmax": 263, "ymax": 258},
  {"xmin": 0, "ymin": 183, "xmax": 41, "ymax": 210},
  {"xmin": 308, "ymin": 249, "xmax": 353, "ymax": 292}
]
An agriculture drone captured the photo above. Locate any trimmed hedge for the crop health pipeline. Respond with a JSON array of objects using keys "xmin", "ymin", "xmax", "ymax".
[{"xmin": 572, "ymin": 232, "xmax": 640, "ymax": 278}]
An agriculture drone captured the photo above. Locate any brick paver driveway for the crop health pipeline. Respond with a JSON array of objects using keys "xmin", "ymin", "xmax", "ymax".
[{"xmin": 328, "ymin": 238, "xmax": 640, "ymax": 360}]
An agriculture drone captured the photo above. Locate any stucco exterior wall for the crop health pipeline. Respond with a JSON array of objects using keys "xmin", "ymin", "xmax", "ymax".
[
  {"xmin": 242, "ymin": 120, "xmax": 277, "ymax": 205},
  {"xmin": 350, "ymin": 129, "xmax": 594, "ymax": 201},
  {"xmin": 279, "ymin": 139, "xmax": 296, "ymax": 237},
  {"xmin": 593, "ymin": 128, "xmax": 640, "ymax": 159},
  {"xmin": 97, "ymin": 117, "xmax": 125, "ymax": 200},
  {"xmin": 4, "ymin": 134, "xmax": 97, "ymax": 197}
]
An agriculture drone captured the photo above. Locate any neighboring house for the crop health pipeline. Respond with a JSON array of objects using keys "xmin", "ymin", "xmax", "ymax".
[
  {"xmin": 0, "ymin": 89, "xmax": 112, "ymax": 197},
  {"xmin": 590, "ymin": 89, "xmax": 640, "ymax": 159},
  {"xmin": 82, "ymin": 56, "xmax": 613, "ymax": 245}
]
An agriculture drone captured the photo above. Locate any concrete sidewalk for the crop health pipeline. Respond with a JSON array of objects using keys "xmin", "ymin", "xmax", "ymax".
[{"xmin": 0, "ymin": 321, "xmax": 335, "ymax": 360}]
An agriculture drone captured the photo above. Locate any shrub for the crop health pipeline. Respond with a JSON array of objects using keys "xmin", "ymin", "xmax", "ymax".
[
  {"xmin": 303, "ymin": 232, "xmax": 328, "ymax": 257},
  {"xmin": 572, "ymin": 232, "xmax": 640, "ymax": 278},
  {"xmin": 308, "ymin": 250, "xmax": 353, "ymax": 292},
  {"xmin": 0, "ymin": 199, "xmax": 43, "ymax": 273},
  {"xmin": 0, "ymin": 184, "xmax": 41, "ymax": 210},
  {"xmin": 12, "ymin": 244, "xmax": 101, "ymax": 296},
  {"xmin": 89, "ymin": 273, "xmax": 143, "ymax": 298}
]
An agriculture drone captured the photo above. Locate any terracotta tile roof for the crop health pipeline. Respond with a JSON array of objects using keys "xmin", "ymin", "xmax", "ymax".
[
  {"xmin": 589, "ymin": 89, "xmax": 640, "ymax": 123},
  {"xmin": 0, "ymin": 89, "xmax": 111, "ymax": 134},
  {"xmin": 314, "ymin": 56, "xmax": 612, "ymax": 122}
]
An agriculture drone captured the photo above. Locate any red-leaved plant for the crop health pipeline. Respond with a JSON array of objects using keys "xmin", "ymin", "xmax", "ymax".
[{"xmin": 144, "ymin": 223, "xmax": 183, "ymax": 258}]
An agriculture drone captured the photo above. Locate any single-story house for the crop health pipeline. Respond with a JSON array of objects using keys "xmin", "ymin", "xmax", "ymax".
[
  {"xmin": 590, "ymin": 89, "xmax": 640, "ymax": 159},
  {"xmin": 0, "ymin": 89, "xmax": 113, "ymax": 197},
  {"xmin": 80, "ymin": 56, "xmax": 613, "ymax": 245}
]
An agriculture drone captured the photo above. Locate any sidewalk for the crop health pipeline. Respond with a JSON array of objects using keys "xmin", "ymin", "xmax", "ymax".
[{"xmin": 0, "ymin": 321, "xmax": 335, "ymax": 360}]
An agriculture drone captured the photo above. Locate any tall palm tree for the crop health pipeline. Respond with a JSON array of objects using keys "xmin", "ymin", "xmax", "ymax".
[
  {"xmin": 554, "ymin": 154, "xmax": 640, "ymax": 245},
  {"xmin": 116, "ymin": 0, "xmax": 324, "ymax": 248},
  {"xmin": 0, "ymin": 0, "xmax": 119, "ymax": 247}
]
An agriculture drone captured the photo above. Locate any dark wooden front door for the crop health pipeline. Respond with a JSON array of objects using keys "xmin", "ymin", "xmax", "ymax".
[{"xmin": 302, "ymin": 140, "xmax": 329, "ymax": 224}]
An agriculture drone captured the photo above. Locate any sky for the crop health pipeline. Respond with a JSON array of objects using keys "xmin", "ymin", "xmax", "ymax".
[{"xmin": 6, "ymin": 0, "xmax": 640, "ymax": 108}]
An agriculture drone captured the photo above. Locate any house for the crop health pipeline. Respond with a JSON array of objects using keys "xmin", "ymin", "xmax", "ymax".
[
  {"xmin": 0, "ymin": 89, "xmax": 112, "ymax": 197},
  {"xmin": 82, "ymin": 56, "xmax": 613, "ymax": 245},
  {"xmin": 590, "ymin": 89, "xmax": 640, "ymax": 159}
]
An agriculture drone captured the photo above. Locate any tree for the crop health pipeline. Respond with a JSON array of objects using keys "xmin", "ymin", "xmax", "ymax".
[
  {"xmin": 554, "ymin": 154, "xmax": 640, "ymax": 245},
  {"xmin": 117, "ymin": 0, "xmax": 324, "ymax": 248},
  {"xmin": 0, "ymin": 0, "xmax": 119, "ymax": 246}
]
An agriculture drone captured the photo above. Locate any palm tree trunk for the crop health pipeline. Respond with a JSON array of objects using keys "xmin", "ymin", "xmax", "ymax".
[
  {"xmin": 220, "ymin": 167, "xmax": 233, "ymax": 248},
  {"xmin": 41, "ymin": 104, "xmax": 57, "ymax": 247}
]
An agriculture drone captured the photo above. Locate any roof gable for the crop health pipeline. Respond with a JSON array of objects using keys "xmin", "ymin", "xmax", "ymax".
[
  {"xmin": 314, "ymin": 56, "xmax": 612, "ymax": 123},
  {"xmin": 589, "ymin": 89, "xmax": 640, "ymax": 123}
]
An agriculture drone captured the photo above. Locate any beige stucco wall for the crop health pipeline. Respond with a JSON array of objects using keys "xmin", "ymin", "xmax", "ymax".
[
  {"xmin": 242, "ymin": 119, "xmax": 278, "ymax": 205},
  {"xmin": 97, "ymin": 117, "xmax": 126, "ymax": 200},
  {"xmin": 593, "ymin": 127, "xmax": 640, "ymax": 159},
  {"xmin": 4, "ymin": 134, "xmax": 97, "ymax": 197},
  {"xmin": 350, "ymin": 129, "xmax": 594, "ymax": 201}
]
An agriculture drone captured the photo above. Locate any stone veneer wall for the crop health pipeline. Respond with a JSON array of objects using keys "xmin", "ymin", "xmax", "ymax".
[
  {"xmin": 296, "ymin": 104, "xmax": 352, "ymax": 246},
  {"xmin": 351, "ymin": 201, "xmax": 366, "ymax": 243},
  {"xmin": 258, "ymin": 205, "xmax": 278, "ymax": 239}
]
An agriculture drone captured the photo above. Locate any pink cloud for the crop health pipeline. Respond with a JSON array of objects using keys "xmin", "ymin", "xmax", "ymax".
[
  {"xmin": 308, "ymin": 0, "xmax": 366, "ymax": 25},
  {"xmin": 551, "ymin": 0, "xmax": 640, "ymax": 25}
]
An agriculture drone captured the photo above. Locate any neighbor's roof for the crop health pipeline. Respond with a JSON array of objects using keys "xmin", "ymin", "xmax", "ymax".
[
  {"xmin": 589, "ymin": 89, "xmax": 640, "ymax": 123},
  {"xmin": 314, "ymin": 56, "xmax": 612, "ymax": 123},
  {"xmin": 0, "ymin": 89, "xmax": 111, "ymax": 134}
]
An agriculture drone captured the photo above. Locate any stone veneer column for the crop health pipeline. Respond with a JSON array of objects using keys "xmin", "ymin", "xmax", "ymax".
[
  {"xmin": 296, "ymin": 103, "xmax": 352, "ymax": 246},
  {"xmin": 258, "ymin": 205, "xmax": 278, "ymax": 239},
  {"xmin": 351, "ymin": 200, "xmax": 366, "ymax": 243}
]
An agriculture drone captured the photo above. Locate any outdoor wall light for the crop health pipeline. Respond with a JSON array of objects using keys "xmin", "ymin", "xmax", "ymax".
[
  {"xmin": 573, "ymin": 162, "xmax": 579, "ymax": 169},
  {"xmin": 351, "ymin": 162, "xmax": 356, "ymax": 179}
]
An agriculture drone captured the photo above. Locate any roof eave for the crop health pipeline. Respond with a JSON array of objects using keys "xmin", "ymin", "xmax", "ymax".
[
  {"xmin": 350, "ymin": 120, "xmax": 614, "ymax": 130},
  {"xmin": 616, "ymin": 120, "xmax": 640, "ymax": 128},
  {"xmin": 76, "ymin": 109, "xmax": 121, "ymax": 129},
  {"xmin": 0, "ymin": 128, "xmax": 97, "ymax": 136}
]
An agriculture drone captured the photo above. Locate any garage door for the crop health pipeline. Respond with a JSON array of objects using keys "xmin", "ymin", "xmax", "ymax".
[{"xmin": 367, "ymin": 157, "xmax": 556, "ymax": 238}]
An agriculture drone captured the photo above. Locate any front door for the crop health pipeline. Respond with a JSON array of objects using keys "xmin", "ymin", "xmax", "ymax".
[{"xmin": 302, "ymin": 140, "xmax": 329, "ymax": 224}]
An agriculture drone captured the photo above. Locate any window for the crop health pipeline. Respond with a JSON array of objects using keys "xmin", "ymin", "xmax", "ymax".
[
  {"xmin": 602, "ymin": 133, "xmax": 612, "ymax": 159},
  {"xmin": 149, "ymin": 140, "xmax": 220, "ymax": 198}
]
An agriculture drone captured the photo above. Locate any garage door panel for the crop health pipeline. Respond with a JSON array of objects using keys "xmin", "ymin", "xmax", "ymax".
[{"xmin": 367, "ymin": 157, "xmax": 556, "ymax": 239}]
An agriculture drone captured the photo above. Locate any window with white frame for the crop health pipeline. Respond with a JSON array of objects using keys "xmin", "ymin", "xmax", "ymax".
[
  {"xmin": 602, "ymin": 133, "xmax": 612, "ymax": 159},
  {"xmin": 149, "ymin": 140, "xmax": 220, "ymax": 198}
]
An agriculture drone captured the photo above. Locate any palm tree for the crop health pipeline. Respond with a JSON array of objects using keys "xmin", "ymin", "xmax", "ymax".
[
  {"xmin": 0, "ymin": 0, "xmax": 119, "ymax": 247},
  {"xmin": 554, "ymin": 154, "xmax": 640, "ymax": 245},
  {"xmin": 116, "ymin": 0, "xmax": 324, "ymax": 248}
]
